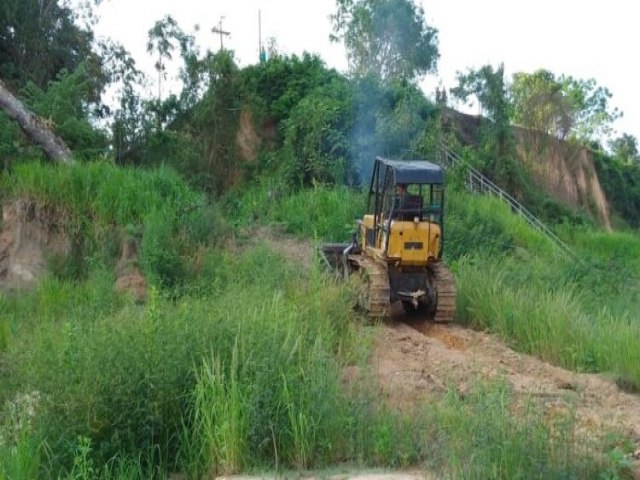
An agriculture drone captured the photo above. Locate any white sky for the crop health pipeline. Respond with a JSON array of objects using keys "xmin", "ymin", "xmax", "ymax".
[{"xmin": 93, "ymin": 0, "xmax": 640, "ymax": 142}]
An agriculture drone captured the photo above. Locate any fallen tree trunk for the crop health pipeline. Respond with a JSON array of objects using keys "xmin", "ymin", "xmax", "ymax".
[{"xmin": 0, "ymin": 79, "xmax": 73, "ymax": 164}]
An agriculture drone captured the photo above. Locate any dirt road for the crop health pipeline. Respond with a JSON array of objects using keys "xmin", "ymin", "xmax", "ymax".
[{"xmin": 375, "ymin": 311, "xmax": 640, "ymax": 442}]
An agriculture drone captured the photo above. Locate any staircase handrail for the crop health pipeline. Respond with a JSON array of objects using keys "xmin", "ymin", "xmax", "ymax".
[{"xmin": 436, "ymin": 143, "xmax": 577, "ymax": 259}]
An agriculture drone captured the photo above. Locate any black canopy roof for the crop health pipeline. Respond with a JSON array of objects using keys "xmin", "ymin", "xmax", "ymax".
[{"xmin": 376, "ymin": 157, "xmax": 444, "ymax": 184}]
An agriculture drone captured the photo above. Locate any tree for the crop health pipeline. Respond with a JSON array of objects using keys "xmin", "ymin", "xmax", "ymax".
[
  {"xmin": 608, "ymin": 133, "xmax": 639, "ymax": 164},
  {"xmin": 509, "ymin": 69, "xmax": 622, "ymax": 142},
  {"xmin": 147, "ymin": 15, "xmax": 185, "ymax": 101},
  {"xmin": 21, "ymin": 63, "xmax": 112, "ymax": 158},
  {"xmin": 451, "ymin": 64, "xmax": 525, "ymax": 196},
  {"xmin": 100, "ymin": 42, "xmax": 151, "ymax": 164},
  {"xmin": 330, "ymin": 0, "xmax": 439, "ymax": 81},
  {"xmin": 560, "ymin": 75, "xmax": 621, "ymax": 142},
  {"xmin": 452, "ymin": 64, "xmax": 512, "ymax": 125},
  {"xmin": 281, "ymin": 75, "xmax": 355, "ymax": 187},
  {"xmin": 159, "ymin": 49, "xmax": 241, "ymax": 193},
  {"xmin": 0, "ymin": 0, "xmax": 102, "ymax": 95},
  {"xmin": 510, "ymin": 69, "xmax": 572, "ymax": 138},
  {"xmin": 0, "ymin": 0, "xmax": 130, "ymax": 163}
]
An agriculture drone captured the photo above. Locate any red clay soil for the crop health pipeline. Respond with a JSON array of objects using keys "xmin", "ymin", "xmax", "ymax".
[
  {"xmin": 372, "ymin": 310, "xmax": 640, "ymax": 472},
  {"xmin": 375, "ymin": 316, "xmax": 640, "ymax": 429}
]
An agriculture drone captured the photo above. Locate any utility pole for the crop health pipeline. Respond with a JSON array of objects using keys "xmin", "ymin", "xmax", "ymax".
[
  {"xmin": 211, "ymin": 16, "xmax": 230, "ymax": 51},
  {"xmin": 258, "ymin": 10, "xmax": 262, "ymax": 57},
  {"xmin": 258, "ymin": 10, "xmax": 266, "ymax": 63}
]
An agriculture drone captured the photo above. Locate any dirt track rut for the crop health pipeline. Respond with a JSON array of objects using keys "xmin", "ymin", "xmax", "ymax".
[{"xmin": 376, "ymin": 314, "xmax": 640, "ymax": 444}]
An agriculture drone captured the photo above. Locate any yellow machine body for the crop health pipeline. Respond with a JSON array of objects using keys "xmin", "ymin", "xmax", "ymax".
[
  {"xmin": 360, "ymin": 214, "xmax": 441, "ymax": 266},
  {"xmin": 320, "ymin": 157, "xmax": 455, "ymax": 321}
]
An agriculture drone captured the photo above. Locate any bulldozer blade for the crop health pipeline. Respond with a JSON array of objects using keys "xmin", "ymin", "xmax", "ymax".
[{"xmin": 319, "ymin": 243, "xmax": 352, "ymax": 271}]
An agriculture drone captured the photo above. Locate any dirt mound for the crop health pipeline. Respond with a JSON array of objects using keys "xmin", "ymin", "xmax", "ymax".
[
  {"xmin": 236, "ymin": 109, "xmax": 261, "ymax": 165},
  {"xmin": 0, "ymin": 199, "xmax": 147, "ymax": 299},
  {"xmin": 0, "ymin": 199, "xmax": 70, "ymax": 291},
  {"xmin": 251, "ymin": 226, "xmax": 315, "ymax": 268},
  {"xmin": 374, "ymin": 315, "xmax": 640, "ymax": 460},
  {"xmin": 115, "ymin": 237, "xmax": 147, "ymax": 303}
]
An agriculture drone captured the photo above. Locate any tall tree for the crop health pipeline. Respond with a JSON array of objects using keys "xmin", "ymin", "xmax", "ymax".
[
  {"xmin": 330, "ymin": 0, "xmax": 439, "ymax": 81},
  {"xmin": 101, "ymin": 41, "xmax": 148, "ymax": 164},
  {"xmin": 560, "ymin": 75, "xmax": 621, "ymax": 142},
  {"xmin": 510, "ymin": 69, "xmax": 572, "ymax": 138},
  {"xmin": 451, "ymin": 64, "xmax": 524, "ymax": 195},
  {"xmin": 0, "ymin": 0, "xmax": 102, "ymax": 94},
  {"xmin": 452, "ymin": 64, "xmax": 512, "ymax": 125},
  {"xmin": 608, "ymin": 133, "xmax": 639, "ymax": 165},
  {"xmin": 147, "ymin": 15, "xmax": 184, "ymax": 101},
  {"xmin": 510, "ymin": 70, "xmax": 621, "ymax": 143},
  {"xmin": 0, "ymin": 0, "xmax": 116, "ymax": 162}
]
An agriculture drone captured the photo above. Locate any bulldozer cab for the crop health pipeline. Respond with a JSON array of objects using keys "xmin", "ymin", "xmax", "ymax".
[
  {"xmin": 361, "ymin": 157, "xmax": 445, "ymax": 263},
  {"xmin": 320, "ymin": 156, "xmax": 455, "ymax": 322}
]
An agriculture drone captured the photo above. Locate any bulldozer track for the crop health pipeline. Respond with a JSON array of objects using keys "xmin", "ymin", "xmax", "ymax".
[
  {"xmin": 430, "ymin": 262, "xmax": 456, "ymax": 323},
  {"xmin": 350, "ymin": 256, "xmax": 455, "ymax": 323},
  {"xmin": 351, "ymin": 255, "xmax": 390, "ymax": 319}
]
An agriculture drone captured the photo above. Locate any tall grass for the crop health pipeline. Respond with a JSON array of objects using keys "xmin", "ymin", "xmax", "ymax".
[
  {"xmin": 188, "ymin": 344, "xmax": 249, "ymax": 476},
  {"xmin": 446, "ymin": 188, "xmax": 640, "ymax": 388},
  {"xmin": 1, "ymin": 166, "xmax": 635, "ymax": 478},
  {"xmin": 422, "ymin": 381, "xmax": 608, "ymax": 479},
  {"xmin": 1, "ymin": 161, "xmax": 201, "ymax": 227},
  {"xmin": 1, "ymin": 241, "xmax": 617, "ymax": 478},
  {"xmin": 446, "ymin": 189, "xmax": 558, "ymax": 260},
  {"xmin": 223, "ymin": 180, "xmax": 365, "ymax": 241},
  {"xmin": 455, "ymin": 256, "xmax": 640, "ymax": 386},
  {"xmin": 1, "ymin": 161, "xmax": 225, "ymax": 287},
  {"xmin": 1, "ymin": 244, "xmax": 361, "ymax": 475},
  {"xmin": 0, "ymin": 426, "xmax": 43, "ymax": 480}
]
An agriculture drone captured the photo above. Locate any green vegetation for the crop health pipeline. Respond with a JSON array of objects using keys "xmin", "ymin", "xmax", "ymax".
[
  {"xmin": 2, "ymin": 1, "xmax": 640, "ymax": 478},
  {"xmin": 1, "ymin": 161, "xmax": 223, "ymax": 287},
  {"xmin": 331, "ymin": 0, "xmax": 439, "ymax": 81},
  {"xmin": 510, "ymin": 69, "xmax": 622, "ymax": 142},
  {"xmin": 2, "ymin": 163, "xmax": 635, "ymax": 478},
  {"xmin": 593, "ymin": 150, "xmax": 640, "ymax": 228},
  {"xmin": 3, "ymin": 0, "xmax": 639, "ymax": 228},
  {"xmin": 1, "ymin": 244, "xmax": 359, "ymax": 475},
  {"xmin": 422, "ymin": 381, "xmax": 603, "ymax": 478},
  {"xmin": 2, "ymin": 162, "xmax": 201, "ymax": 226},
  {"xmin": 223, "ymin": 180, "xmax": 366, "ymax": 241},
  {"xmin": 447, "ymin": 190, "xmax": 640, "ymax": 389}
]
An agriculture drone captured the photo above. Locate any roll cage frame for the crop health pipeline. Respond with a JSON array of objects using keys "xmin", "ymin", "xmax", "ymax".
[{"xmin": 366, "ymin": 157, "xmax": 446, "ymax": 258}]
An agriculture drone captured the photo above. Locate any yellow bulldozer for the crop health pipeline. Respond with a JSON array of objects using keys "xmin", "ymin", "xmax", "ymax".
[{"xmin": 322, "ymin": 157, "xmax": 456, "ymax": 322}]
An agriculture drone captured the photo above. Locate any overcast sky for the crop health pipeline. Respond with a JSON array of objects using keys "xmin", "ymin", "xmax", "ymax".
[{"xmin": 93, "ymin": 0, "xmax": 639, "ymax": 142}]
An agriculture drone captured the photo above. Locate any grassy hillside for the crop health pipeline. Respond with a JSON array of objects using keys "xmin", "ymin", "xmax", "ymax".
[
  {"xmin": 0, "ymin": 161, "xmax": 225, "ymax": 288},
  {"xmin": 447, "ymin": 192, "xmax": 640, "ymax": 387},
  {"xmin": 2, "ymin": 4, "xmax": 639, "ymax": 477},
  {"xmin": 229, "ymin": 179, "xmax": 640, "ymax": 389},
  {"xmin": 1, "ymin": 162, "xmax": 634, "ymax": 478}
]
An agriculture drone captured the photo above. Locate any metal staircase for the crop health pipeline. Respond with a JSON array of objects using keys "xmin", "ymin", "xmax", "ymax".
[{"xmin": 436, "ymin": 143, "xmax": 576, "ymax": 259}]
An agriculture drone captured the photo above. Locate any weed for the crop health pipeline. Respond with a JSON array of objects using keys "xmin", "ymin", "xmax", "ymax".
[{"xmin": 1, "ymin": 165, "xmax": 635, "ymax": 478}]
